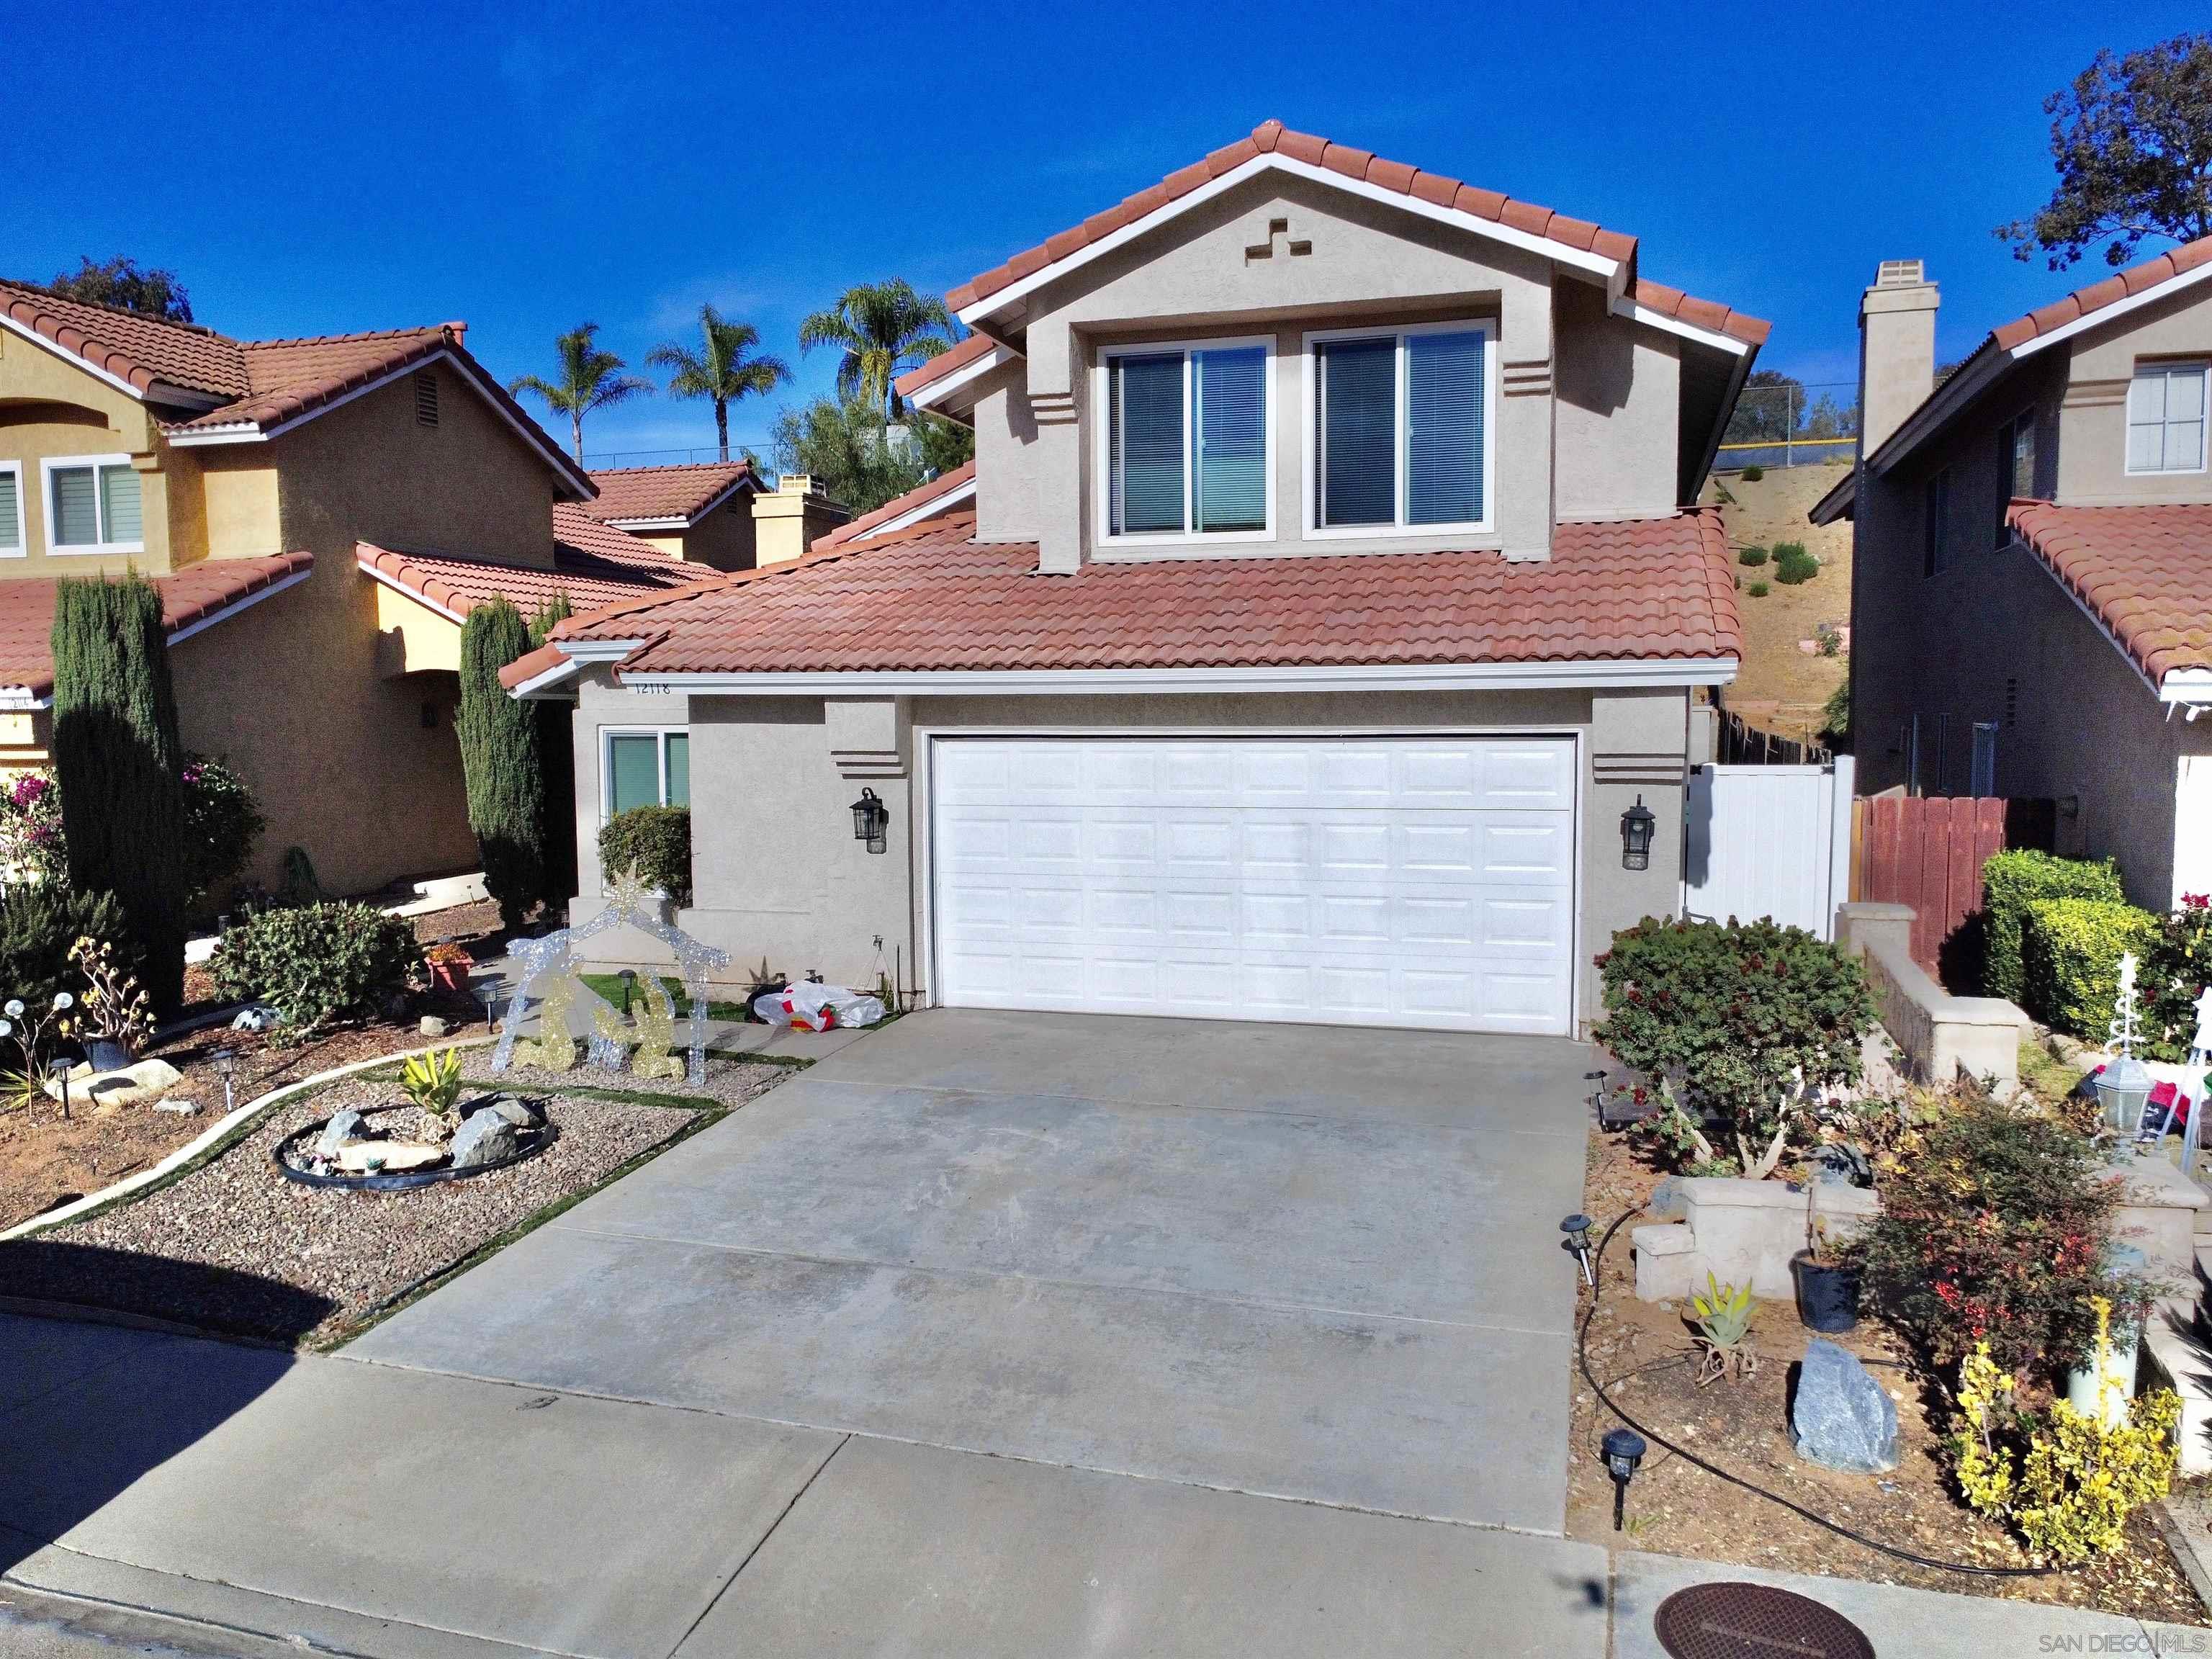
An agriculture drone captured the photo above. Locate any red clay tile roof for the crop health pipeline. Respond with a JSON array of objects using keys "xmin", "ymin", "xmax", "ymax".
[
  {"xmin": 361, "ymin": 525, "xmax": 711, "ymax": 623},
  {"xmin": 526, "ymin": 508, "xmax": 1740, "ymax": 682},
  {"xmin": 0, "ymin": 552, "xmax": 314, "ymax": 699},
  {"xmin": 816, "ymin": 462, "xmax": 976, "ymax": 549},
  {"xmin": 894, "ymin": 333, "xmax": 1003, "ymax": 399},
  {"xmin": 165, "ymin": 328, "xmax": 452, "ymax": 432},
  {"xmin": 583, "ymin": 462, "xmax": 760, "ymax": 524},
  {"xmin": 0, "ymin": 279, "xmax": 250, "ymax": 400},
  {"xmin": 552, "ymin": 504, "xmax": 697, "ymax": 572},
  {"xmin": 1990, "ymin": 235, "xmax": 2212, "ymax": 352},
  {"xmin": 1631, "ymin": 279, "xmax": 1772, "ymax": 348},
  {"xmin": 2009, "ymin": 500, "xmax": 2212, "ymax": 687}
]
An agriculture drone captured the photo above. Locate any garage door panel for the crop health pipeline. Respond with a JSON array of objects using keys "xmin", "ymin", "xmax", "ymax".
[{"xmin": 933, "ymin": 737, "xmax": 1575, "ymax": 1035}]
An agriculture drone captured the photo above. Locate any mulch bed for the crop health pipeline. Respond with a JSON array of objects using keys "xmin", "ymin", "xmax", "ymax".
[
  {"xmin": 0, "ymin": 1058, "xmax": 790, "ymax": 1348},
  {"xmin": 1570, "ymin": 1127, "xmax": 2208, "ymax": 1624}
]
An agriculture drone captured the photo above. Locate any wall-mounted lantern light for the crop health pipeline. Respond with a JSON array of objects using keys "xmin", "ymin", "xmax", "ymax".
[
  {"xmin": 850, "ymin": 788, "xmax": 889, "ymax": 855},
  {"xmin": 1620, "ymin": 796, "xmax": 1656, "ymax": 871}
]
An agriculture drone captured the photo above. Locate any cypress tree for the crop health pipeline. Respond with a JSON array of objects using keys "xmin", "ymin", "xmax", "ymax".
[
  {"xmin": 457, "ymin": 597, "xmax": 545, "ymax": 928},
  {"xmin": 50, "ymin": 573, "xmax": 188, "ymax": 1012},
  {"xmin": 530, "ymin": 595, "xmax": 577, "ymax": 909}
]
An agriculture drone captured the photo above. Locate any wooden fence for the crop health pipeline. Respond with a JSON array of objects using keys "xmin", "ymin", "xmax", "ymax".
[
  {"xmin": 1718, "ymin": 709, "xmax": 1832, "ymax": 767},
  {"xmin": 1851, "ymin": 794, "xmax": 2057, "ymax": 979}
]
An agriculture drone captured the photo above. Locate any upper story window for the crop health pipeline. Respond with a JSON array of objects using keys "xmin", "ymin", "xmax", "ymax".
[
  {"xmin": 1992, "ymin": 410, "xmax": 2035, "ymax": 547},
  {"xmin": 1921, "ymin": 467, "xmax": 1951, "ymax": 577},
  {"xmin": 2127, "ymin": 363, "xmax": 2207, "ymax": 475},
  {"xmin": 42, "ymin": 455, "xmax": 143, "ymax": 554},
  {"xmin": 1309, "ymin": 323, "xmax": 1492, "ymax": 536},
  {"xmin": 0, "ymin": 464, "xmax": 21, "ymax": 557},
  {"xmin": 603, "ymin": 727, "xmax": 689, "ymax": 819},
  {"xmin": 1100, "ymin": 339, "xmax": 1271, "ymax": 543}
]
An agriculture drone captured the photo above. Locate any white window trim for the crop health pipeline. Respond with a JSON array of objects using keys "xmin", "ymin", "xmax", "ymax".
[
  {"xmin": 1092, "ymin": 335, "xmax": 1276, "ymax": 549},
  {"xmin": 0, "ymin": 461, "xmax": 22, "ymax": 558},
  {"xmin": 39, "ymin": 453, "xmax": 145, "ymax": 556},
  {"xmin": 2123, "ymin": 361, "xmax": 2211, "ymax": 477},
  {"xmin": 599, "ymin": 726, "xmax": 688, "ymax": 821},
  {"xmin": 1303, "ymin": 320, "xmax": 1497, "ymax": 540}
]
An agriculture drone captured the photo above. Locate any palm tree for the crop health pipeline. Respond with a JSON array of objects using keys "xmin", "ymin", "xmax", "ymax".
[
  {"xmin": 646, "ymin": 305, "xmax": 792, "ymax": 463},
  {"xmin": 797, "ymin": 280, "xmax": 956, "ymax": 420},
  {"xmin": 507, "ymin": 323, "xmax": 654, "ymax": 463}
]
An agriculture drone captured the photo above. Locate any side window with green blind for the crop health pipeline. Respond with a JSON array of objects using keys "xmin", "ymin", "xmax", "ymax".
[
  {"xmin": 45, "ymin": 457, "xmax": 143, "ymax": 551},
  {"xmin": 1313, "ymin": 325, "xmax": 1491, "ymax": 534},
  {"xmin": 0, "ymin": 465, "xmax": 20, "ymax": 554},
  {"xmin": 1106, "ymin": 341, "xmax": 1269, "ymax": 539},
  {"xmin": 606, "ymin": 729, "xmax": 690, "ymax": 817}
]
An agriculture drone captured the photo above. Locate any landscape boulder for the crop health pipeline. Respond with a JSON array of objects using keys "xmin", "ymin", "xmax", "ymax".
[
  {"xmin": 464, "ymin": 1093, "xmax": 544, "ymax": 1129},
  {"xmin": 336, "ymin": 1140, "xmax": 442, "ymax": 1174},
  {"xmin": 1792, "ymin": 1337, "xmax": 1898, "ymax": 1473},
  {"xmin": 449, "ymin": 1110, "xmax": 520, "ymax": 1169},
  {"xmin": 315, "ymin": 1110, "xmax": 374, "ymax": 1160}
]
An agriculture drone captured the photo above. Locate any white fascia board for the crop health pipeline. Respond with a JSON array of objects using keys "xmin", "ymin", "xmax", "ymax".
[
  {"xmin": 166, "ymin": 567, "xmax": 313, "ymax": 646},
  {"xmin": 1616, "ymin": 300, "xmax": 1753, "ymax": 358},
  {"xmin": 622, "ymin": 657, "xmax": 1737, "ymax": 697},
  {"xmin": 871, "ymin": 477, "xmax": 977, "ymax": 537},
  {"xmin": 605, "ymin": 516, "xmax": 691, "ymax": 531},
  {"xmin": 1863, "ymin": 346, "xmax": 2008, "ymax": 478},
  {"xmin": 2160, "ymin": 668, "xmax": 2212, "ymax": 706},
  {"xmin": 0, "ymin": 310, "xmax": 150, "ymax": 403},
  {"xmin": 0, "ymin": 688, "xmax": 52, "ymax": 711},
  {"xmin": 359, "ymin": 560, "xmax": 468, "ymax": 624},
  {"xmin": 2010, "ymin": 258, "xmax": 2212, "ymax": 360},
  {"xmin": 162, "ymin": 423, "xmax": 265, "ymax": 445},
  {"xmin": 560, "ymin": 637, "xmax": 648, "ymax": 662},
  {"xmin": 505, "ymin": 635, "xmax": 649, "ymax": 699},
  {"xmin": 508, "ymin": 657, "xmax": 584, "ymax": 699},
  {"xmin": 957, "ymin": 154, "xmax": 1624, "ymax": 327},
  {"xmin": 907, "ymin": 345, "xmax": 1016, "ymax": 412}
]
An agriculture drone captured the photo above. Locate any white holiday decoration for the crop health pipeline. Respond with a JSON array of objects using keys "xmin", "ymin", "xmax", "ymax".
[
  {"xmin": 2109, "ymin": 952, "xmax": 2144, "ymax": 1058},
  {"xmin": 490, "ymin": 866, "xmax": 730, "ymax": 1087}
]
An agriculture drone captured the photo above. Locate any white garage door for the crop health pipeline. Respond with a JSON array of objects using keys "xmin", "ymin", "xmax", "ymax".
[{"xmin": 931, "ymin": 735, "xmax": 1577, "ymax": 1034}]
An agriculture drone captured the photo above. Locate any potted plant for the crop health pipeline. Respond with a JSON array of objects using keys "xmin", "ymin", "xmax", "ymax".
[
  {"xmin": 59, "ymin": 936, "xmax": 153, "ymax": 1073},
  {"xmin": 423, "ymin": 942, "xmax": 475, "ymax": 994},
  {"xmin": 1791, "ymin": 1179, "xmax": 1860, "ymax": 1333}
]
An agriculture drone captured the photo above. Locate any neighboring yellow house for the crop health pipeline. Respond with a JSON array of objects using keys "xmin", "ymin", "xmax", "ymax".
[{"xmin": 0, "ymin": 279, "xmax": 711, "ymax": 899}]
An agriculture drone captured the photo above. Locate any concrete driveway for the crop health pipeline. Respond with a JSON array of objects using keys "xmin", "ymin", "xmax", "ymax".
[{"xmin": 4, "ymin": 1010, "xmax": 1611, "ymax": 1657}]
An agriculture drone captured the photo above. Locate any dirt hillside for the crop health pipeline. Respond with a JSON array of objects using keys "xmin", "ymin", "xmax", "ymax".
[{"xmin": 1701, "ymin": 462, "xmax": 1854, "ymax": 740}]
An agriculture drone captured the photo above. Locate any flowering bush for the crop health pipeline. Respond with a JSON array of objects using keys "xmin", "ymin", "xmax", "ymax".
[
  {"xmin": 179, "ymin": 755, "xmax": 265, "ymax": 918},
  {"xmin": 2144, "ymin": 892, "xmax": 2212, "ymax": 1061},
  {"xmin": 58, "ymin": 935, "xmax": 153, "ymax": 1050},
  {"xmin": 1855, "ymin": 1092, "xmax": 2152, "ymax": 1373},
  {"xmin": 0, "ymin": 770, "xmax": 68, "ymax": 884}
]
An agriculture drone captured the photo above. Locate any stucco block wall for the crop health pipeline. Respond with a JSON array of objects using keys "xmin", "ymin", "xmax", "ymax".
[
  {"xmin": 567, "ymin": 679, "xmax": 1695, "ymax": 1025},
  {"xmin": 969, "ymin": 171, "xmax": 1678, "ymax": 569}
]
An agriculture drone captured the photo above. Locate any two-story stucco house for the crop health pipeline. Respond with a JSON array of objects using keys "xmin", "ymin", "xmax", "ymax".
[
  {"xmin": 508, "ymin": 122, "xmax": 1770, "ymax": 1035},
  {"xmin": 1812, "ymin": 243, "xmax": 2212, "ymax": 911}
]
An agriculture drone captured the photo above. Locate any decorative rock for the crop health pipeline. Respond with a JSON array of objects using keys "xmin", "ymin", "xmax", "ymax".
[
  {"xmin": 449, "ymin": 1110, "xmax": 519, "ymax": 1169},
  {"xmin": 153, "ymin": 1098, "xmax": 199, "ymax": 1115},
  {"xmin": 230, "ymin": 1004, "xmax": 281, "ymax": 1033},
  {"xmin": 315, "ymin": 1110, "xmax": 373, "ymax": 1160},
  {"xmin": 53, "ymin": 1058, "xmax": 186, "ymax": 1112},
  {"xmin": 419, "ymin": 1015, "xmax": 451, "ymax": 1039},
  {"xmin": 464, "ymin": 1092, "xmax": 544, "ymax": 1129},
  {"xmin": 1792, "ymin": 1337, "xmax": 1899, "ymax": 1473},
  {"xmin": 336, "ymin": 1140, "xmax": 444, "ymax": 1174}
]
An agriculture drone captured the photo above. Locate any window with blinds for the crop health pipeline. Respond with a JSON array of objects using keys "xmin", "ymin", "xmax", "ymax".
[
  {"xmin": 604, "ymin": 729, "xmax": 690, "ymax": 818},
  {"xmin": 0, "ymin": 466, "xmax": 19, "ymax": 554},
  {"xmin": 1105, "ymin": 341, "xmax": 1269, "ymax": 539},
  {"xmin": 1313, "ymin": 325, "xmax": 1490, "ymax": 534},
  {"xmin": 45, "ymin": 457, "xmax": 143, "ymax": 551}
]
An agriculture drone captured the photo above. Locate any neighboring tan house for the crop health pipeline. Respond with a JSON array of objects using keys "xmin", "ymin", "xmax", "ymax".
[
  {"xmin": 576, "ymin": 462, "xmax": 850, "ymax": 574},
  {"xmin": 0, "ymin": 279, "xmax": 709, "ymax": 899},
  {"xmin": 1811, "ymin": 243, "xmax": 2212, "ymax": 910},
  {"xmin": 508, "ymin": 120, "xmax": 1769, "ymax": 1036}
]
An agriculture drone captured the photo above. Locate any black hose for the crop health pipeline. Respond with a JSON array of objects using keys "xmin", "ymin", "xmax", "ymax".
[{"xmin": 1578, "ymin": 1207, "xmax": 2055, "ymax": 1578}]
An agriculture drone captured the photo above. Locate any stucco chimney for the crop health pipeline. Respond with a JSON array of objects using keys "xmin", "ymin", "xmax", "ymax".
[
  {"xmin": 1857, "ymin": 260, "xmax": 1938, "ymax": 453},
  {"xmin": 752, "ymin": 475, "xmax": 850, "ymax": 566}
]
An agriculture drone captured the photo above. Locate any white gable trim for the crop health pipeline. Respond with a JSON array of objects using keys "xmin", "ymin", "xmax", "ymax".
[
  {"xmin": 907, "ymin": 344, "xmax": 1017, "ymax": 412},
  {"xmin": 871, "ymin": 475, "xmax": 977, "ymax": 536},
  {"xmin": 2011, "ymin": 258, "xmax": 2212, "ymax": 360},
  {"xmin": 0, "ymin": 310, "xmax": 152, "ymax": 403},
  {"xmin": 166, "ymin": 567, "xmax": 314, "ymax": 645},
  {"xmin": 957, "ymin": 153, "xmax": 1626, "ymax": 327},
  {"xmin": 1615, "ymin": 299, "xmax": 1753, "ymax": 358}
]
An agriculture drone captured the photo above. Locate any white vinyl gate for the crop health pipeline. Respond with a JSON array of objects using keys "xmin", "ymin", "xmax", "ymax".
[{"xmin": 1683, "ymin": 757, "xmax": 1853, "ymax": 939}]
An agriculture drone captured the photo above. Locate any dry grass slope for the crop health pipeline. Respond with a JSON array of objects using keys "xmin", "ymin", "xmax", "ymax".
[{"xmin": 1703, "ymin": 462, "xmax": 1855, "ymax": 741}]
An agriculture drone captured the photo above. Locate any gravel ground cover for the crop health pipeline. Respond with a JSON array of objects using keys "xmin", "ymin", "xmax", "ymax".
[
  {"xmin": 462, "ymin": 1051, "xmax": 796, "ymax": 1108},
  {"xmin": 0, "ymin": 1061, "xmax": 788, "ymax": 1346}
]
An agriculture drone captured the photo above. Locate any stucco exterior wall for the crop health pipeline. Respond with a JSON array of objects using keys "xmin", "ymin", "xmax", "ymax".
[
  {"xmin": 969, "ymin": 171, "xmax": 1676, "ymax": 570},
  {"xmin": 2057, "ymin": 282, "xmax": 2212, "ymax": 506},
  {"xmin": 564, "ymin": 678, "xmax": 1695, "ymax": 1028},
  {"xmin": 674, "ymin": 494, "xmax": 758, "ymax": 570},
  {"xmin": 0, "ymin": 333, "xmax": 174, "ymax": 576}
]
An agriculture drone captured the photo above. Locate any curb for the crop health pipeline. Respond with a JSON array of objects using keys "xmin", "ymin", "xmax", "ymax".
[{"xmin": 0, "ymin": 1036, "xmax": 496, "ymax": 1243}]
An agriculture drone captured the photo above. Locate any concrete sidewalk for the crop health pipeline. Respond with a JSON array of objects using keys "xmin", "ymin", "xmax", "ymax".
[{"xmin": 1, "ymin": 1313, "xmax": 2201, "ymax": 1659}]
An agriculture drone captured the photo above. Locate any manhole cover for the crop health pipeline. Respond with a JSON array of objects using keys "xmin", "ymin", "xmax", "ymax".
[{"xmin": 1653, "ymin": 1583, "xmax": 1874, "ymax": 1659}]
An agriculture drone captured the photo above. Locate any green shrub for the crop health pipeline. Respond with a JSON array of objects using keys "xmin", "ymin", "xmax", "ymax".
[
  {"xmin": 1596, "ymin": 917, "xmax": 1876, "ymax": 1177},
  {"xmin": 210, "ymin": 902, "xmax": 421, "ymax": 1030},
  {"xmin": 2023, "ymin": 896, "xmax": 2161, "ymax": 1040},
  {"xmin": 1773, "ymin": 542, "xmax": 1819, "ymax": 585},
  {"xmin": 1741, "ymin": 464, "xmax": 1765, "ymax": 481},
  {"xmin": 180, "ymin": 755, "xmax": 266, "ymax": 920},
  {"xmin": 50, "ymin": 573, "xmax": 187, "ymax": 1011},
  {"xmin": 1982, "ymin": 849, "xmax": 2126, "ymax": 1004},
  {"xmin": 2144, "ymin": 894, "xmax": 2212, "ymax": 1061},
  {"xmin": 1856, "ymin": 1089, "xmax": 2152, "ymax": 1374},
  {"xmin": 1747, "ymin": 580, "xmax": 1770, "ymax": 598},
  {"xmin": 1737, "ymin": 545, "xmax": 1769, "ymax": 567},
  {"xmin": 599, "ymin": 806, "xmax": 692, "ymax": 907},
  {"xmin": 458, "ymin": 598, "xmax": 547, "ymax": 930},
  {"xmin": 0, "ymin": 885, "xmax": 134, "ymax": 1013}
]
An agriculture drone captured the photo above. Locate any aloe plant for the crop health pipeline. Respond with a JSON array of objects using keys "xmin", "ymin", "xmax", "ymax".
[
  {"xmin": 1690, "ymin": 1271, "xmax": 1759, "ymax": 1385},
  {"xmin": 400, "ymin": 1046, "xmax": 464, "ymax": 1136}
]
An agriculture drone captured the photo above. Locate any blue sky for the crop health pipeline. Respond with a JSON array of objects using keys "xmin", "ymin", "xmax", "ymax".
[{"xmin": 8, "ymin": 1, "xmax": 2203, "ymax": 464}]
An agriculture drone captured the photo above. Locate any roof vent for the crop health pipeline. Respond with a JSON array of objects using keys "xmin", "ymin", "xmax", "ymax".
[
  {"xmin": 413, "ymin": 371, "xmax": 439, "ymax": 428},
  {"xmin": 1875, "ymin": 258, "xmax": 1925, "ymax": 287}
]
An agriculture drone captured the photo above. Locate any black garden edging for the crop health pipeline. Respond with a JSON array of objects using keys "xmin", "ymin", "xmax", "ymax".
[{"xmin": 271, "ymin": 1111, "xmax": 556, "ymax": 1192}]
